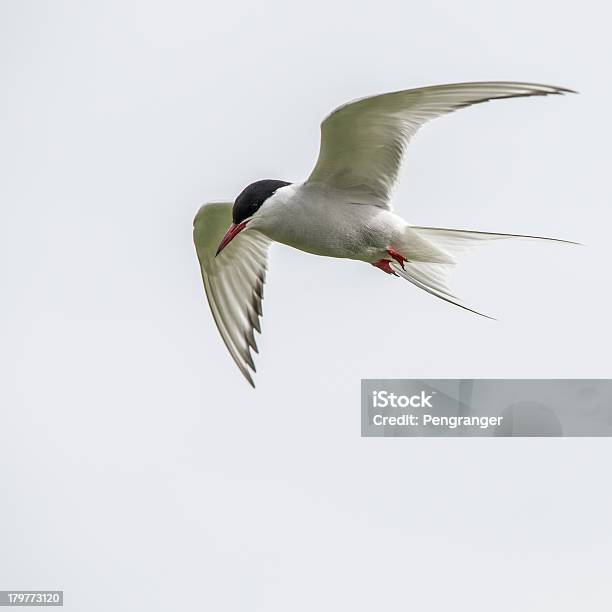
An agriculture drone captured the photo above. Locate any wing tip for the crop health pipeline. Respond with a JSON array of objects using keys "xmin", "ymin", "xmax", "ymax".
[
  {"xmin": 530, "ymin": 83, "xmax": 577, "ymax": 95},
  {"xmin": 239, "ymin": 363, "xmax": 256, "ymax": 388}
]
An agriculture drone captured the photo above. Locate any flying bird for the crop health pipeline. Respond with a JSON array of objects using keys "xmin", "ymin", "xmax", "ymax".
[{"xmin": 193, "ymin": 81, "xmax": 575, "ymax": 386}]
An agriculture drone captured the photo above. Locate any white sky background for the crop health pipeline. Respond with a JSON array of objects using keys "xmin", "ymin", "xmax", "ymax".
[{"xmin": 1, "ymin": 1, "xmax": 611, "ymax": 610}]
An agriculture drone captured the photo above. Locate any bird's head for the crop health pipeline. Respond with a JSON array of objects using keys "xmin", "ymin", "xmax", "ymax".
[{"xmin": 215, "ymin": 179, "xmax": 291, "ymax": 255}]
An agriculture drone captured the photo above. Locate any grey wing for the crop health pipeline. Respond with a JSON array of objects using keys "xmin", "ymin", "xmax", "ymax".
[
  {"xmin": 306, "ymin": 81, "xmax": 574, "ymax": 208},
  {"xmin": 193, "ymin": 202, "xmax": 271, "ymax": 387}
]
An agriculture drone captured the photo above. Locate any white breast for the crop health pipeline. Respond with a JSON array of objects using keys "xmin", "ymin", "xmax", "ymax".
[{"xmin": 249, "ymin": 183, "xmax": 407, "ymax": 262}]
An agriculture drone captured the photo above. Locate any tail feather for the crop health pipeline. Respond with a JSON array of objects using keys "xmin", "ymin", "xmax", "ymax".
[
  {"xmin": 392, "ymin": 260, "xmax": 495, "ymax": 319},
  {"xmin": 394, "ymin": 226, "xmax": 577, "ymax": 318},
  {"xmin": 412, "ymin": 226, "xmax": 579, "ymax": 257}
]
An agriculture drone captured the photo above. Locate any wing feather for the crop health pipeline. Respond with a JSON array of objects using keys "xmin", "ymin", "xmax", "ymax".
[
  {"xmin": 306, "ymin": 81, "xmax": 575, "ymax": 207},
  {"xmin": 193, "ymin": 202, "xmax": 271, "ymax": 387}
]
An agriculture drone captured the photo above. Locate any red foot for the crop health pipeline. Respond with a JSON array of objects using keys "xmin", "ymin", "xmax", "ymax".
[
  {"xmin": 387, "ymin": 247, "xmax": 407, "ymax": 269},
  {"xmin": 372, "ymin": 259, "xmax": 399, "ymax": 276}
]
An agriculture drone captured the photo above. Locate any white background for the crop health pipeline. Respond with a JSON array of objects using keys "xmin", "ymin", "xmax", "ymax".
[{"xmin": 1, "ymin": 1, "xmax": 611, "ymax": 610}]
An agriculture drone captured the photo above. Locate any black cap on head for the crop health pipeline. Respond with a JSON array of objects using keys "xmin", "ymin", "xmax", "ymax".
[{"xmin": 232, "ymin": 179, "xmax": 291, "ymax": 224}]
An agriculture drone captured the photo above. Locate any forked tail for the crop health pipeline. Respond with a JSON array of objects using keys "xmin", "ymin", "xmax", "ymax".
[{"xmin": 391, "ymin": 226, "xmax": 578, "ymax": 319}]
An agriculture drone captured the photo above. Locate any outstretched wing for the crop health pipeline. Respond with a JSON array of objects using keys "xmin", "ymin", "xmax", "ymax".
[
  {"xmin": 306, "ymin": 81, "xmax": 574, "ymax": 208},
  {"xmin": 193, "ymin": 202, "xmax": 270, "ymax": 387}
]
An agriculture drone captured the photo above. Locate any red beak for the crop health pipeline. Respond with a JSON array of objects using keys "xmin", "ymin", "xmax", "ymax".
[{"xmin": 216, "ymin": 220, "xmax": 249, "ymax": 256}]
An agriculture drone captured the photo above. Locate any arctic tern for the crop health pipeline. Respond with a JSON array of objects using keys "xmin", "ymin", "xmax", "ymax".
[{"xmin": 193, "ymin": 81, "xmax": 575, "ymax": 386}]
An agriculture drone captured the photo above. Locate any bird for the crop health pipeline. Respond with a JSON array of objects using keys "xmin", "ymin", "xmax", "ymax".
[{"xmin": 193, "ymin": 81, "xmax": 576, "ymax": 387}]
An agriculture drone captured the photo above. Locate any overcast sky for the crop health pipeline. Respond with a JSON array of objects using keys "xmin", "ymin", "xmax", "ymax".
[{"xmin": 1, "ymin": 1, "xmax": 611, "ymax": 610}]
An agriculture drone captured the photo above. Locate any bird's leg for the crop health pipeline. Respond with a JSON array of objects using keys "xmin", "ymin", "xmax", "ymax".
[
  {"xmin": 372, "ymin": 259, "xmax": 399, "ymax": 276},
  {"xmin": 387, "ymin": 247, "xmax": 407, "ymax": 269}
]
